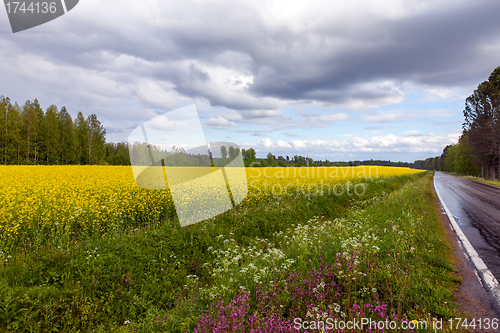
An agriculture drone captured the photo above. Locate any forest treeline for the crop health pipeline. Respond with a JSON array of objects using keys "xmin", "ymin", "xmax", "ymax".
[
  {"xmin": 0, "ymin": 96, "xmax": 131, "ymax": 165},
  {"xmin": 414, "ymin": 66, "xmax": 500, "ymax": 179},
  {"xmin": 245, "ymin": 151, "xmax": 412, "ymax": 168}
]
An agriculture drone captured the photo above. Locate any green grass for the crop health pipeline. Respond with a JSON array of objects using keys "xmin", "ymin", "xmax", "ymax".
[
  {"xmin": 446, "ymin": 170, "xmax": 500, "ymax": 188},
  {"xmin": 0, "ymin": 172, "xmax": 468, "ymax": 332},
  {"xmin": 461, "ymin": 175, "xmax": 500, "ymax": 188}
]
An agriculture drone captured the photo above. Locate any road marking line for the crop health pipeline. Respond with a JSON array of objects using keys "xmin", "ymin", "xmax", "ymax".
[{"xmin": 434, "ymin": 172, "xmax": 500, "ymax": 309}]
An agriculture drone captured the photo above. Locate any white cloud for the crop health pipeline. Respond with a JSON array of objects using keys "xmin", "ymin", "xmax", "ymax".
[
  {"xmin": 206, "ymin": 116, "xmax": 236, "ymax": 129},
  {"xmin": 261, "ymin": 138, "xmax": 274, "ymax": 148},
  {"xmin": 363, "ymin": 108, "xmax": 457, "ymax": 123},
  {"xmin": 423, "ymin": 87, "xmax": 466, "ymax": 101},
  {"xmin": 363, "ymin": 113, "xmax": 403, "ymax": 123},
  {"xmin": 290, "ymin": 140, "xmax": 308, "ymax": 149},
  {"xmin": 318, "ymin": 113, "xmax": 351, "ymax": 122},
  {"xmin": 147, "ymin": 116, "xmax": 181, "ymax": 131},
  {"xmin": 402, "ymin": 130, "xmax": 423, "ymax": 135},
  {"xmin": 276, "ymin": 140, "xmax": 292, "ymax": 148},
  {"xmin": 247, "ymin": 132, "xmax": 461, "ymax": 155}
]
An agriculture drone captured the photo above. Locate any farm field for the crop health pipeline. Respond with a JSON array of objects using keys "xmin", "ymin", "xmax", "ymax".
[
  {"xmin": 0, "ymin": 165, "xmax": 419, "ymax": 247},
  {"xmin": 0, "ymin": 166, "xmax": 468, "ymax": 332}
]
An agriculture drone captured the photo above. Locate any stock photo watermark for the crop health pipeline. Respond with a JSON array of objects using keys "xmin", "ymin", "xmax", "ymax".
[
  {"xmin": 293, "ymin": 316, "xmax": 499, "ymax": 331},
  {"xmin": 247, "ymin": 164, "xmax": 378, "ymax": 199},
  {"xmin": 248, "ymin": 163, "xmax": 380, "ymax": 180},
  {"xmin": 249, "ymin": 179, "xmax": 367, "ymax": 199},
  {"xmin": 128, "ymin": 105, "xmax": 248, "ymax": 227},
  {"xmin": 3, "ymin": 0, "xmax": 79, "ymax": 33},
  {"xmin": 294, "ymin": 317, "xmax": 428, "ymax": 331}
]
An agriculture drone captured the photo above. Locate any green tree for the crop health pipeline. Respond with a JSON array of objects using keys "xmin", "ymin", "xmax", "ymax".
[
  {"xmin": 59, "ymin": 106, "xmax": 76, "ymax": 164},
  {"xmin": 455, "ymin": 132, "xmax": 480, "ymax": 175},
  {"xmin": 105, "ymin": 142, "xmax": 131, "ymax": 165},
  {"xmin": 86, "ymin": 114, "xmax": 106, "ymax": 164},
  {"xmin": 0, "ymin": 96, "xmax": 8, "ymax": 164},
  {"xmin": 41, "ymin": 105, "xmax": 61, "ymax": 165},
  {"xmin": 21, "ymin": 100, "xmax": 41, "ymax": 164},
  {"xmin": 463, "ymin": 67, "xmax": 500, "ymax": 179},
  {"xmin": 220, "ymin": 145, "xmax": 228, "ymax": 160},
  {"xmin": 488, "ymin": 67, "xmax": 500, "ymax": 179},
  {"xmin": 242, "ymin": 148, "xmax": 256, "ymax": 166},
  {"xmin": 32, "ymin": 99, "xmax": 44, "ymax": 165},
  {"xmin": 228, "ymin": 146, "xmax": 239, "ymax": 161},
  {"xmin": 11, "ymin": 102, "xmax": 22, "ymax": 164},
  {"xmin": 0, "ymin": 98, "xmax": 22, "ymax": 164},
  {"xmin": 443, "ymin": 144, "xmax": 457, "ymax": 172},
  {"xmin": 293, "ymin": 155, "xmax": 305, "ymax": 167},
  {"xmin": 75, "ymin": 112, "xmax": 88, "ymax": 164},
  {"xmin": 266, "ymin": 152, "xmax": 275, "ymax": 166}
]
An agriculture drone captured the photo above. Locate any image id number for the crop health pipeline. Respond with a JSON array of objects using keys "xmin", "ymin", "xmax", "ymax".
[
  {"xmin": 448, "ymin": 318, "xmax": 498, "ymax": 330},
  {"xmin": 5, "ymin": 2, "xmax": 57, "ymax": 14}
]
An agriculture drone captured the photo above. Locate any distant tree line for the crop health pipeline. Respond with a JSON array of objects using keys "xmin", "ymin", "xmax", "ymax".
[
  {"xmin": 128, "ymin": 143, "xmax": 415, "ymax": 169},
  {"xmin": 105, "ymin": 142, "xmax": 131, "ymax": 166},
  {"xmin": 128, "ymin": 143, "xmax": 247, "ymax": 167},
  {"xmin": 129, "ymin": 143, "xmax": 211, "ymax": 167},
  {"xmin": 0, "ymin": 95, "xmax": 126, "ymax": 165},
  {"xmin": 243, "ymin": 149, "xmax": 413, "ymax": 168},
  {"xmin": 414, "ymin": 66, "xmax": 500, "ymax": 179}
]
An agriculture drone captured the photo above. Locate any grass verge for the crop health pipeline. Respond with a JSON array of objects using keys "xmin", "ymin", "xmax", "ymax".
[
  {"xmin": 445, "ymin": 171, "xmax": 500, "ymax": 188},
  {"xmin": 460, "ymin": 175, "xmax": 500, "ymax": 188}
]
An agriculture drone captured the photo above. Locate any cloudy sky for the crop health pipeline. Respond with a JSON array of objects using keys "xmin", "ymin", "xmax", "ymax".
[{"xmin": 1, "ymin": 0, "xmax": 500, "ymax": 162}]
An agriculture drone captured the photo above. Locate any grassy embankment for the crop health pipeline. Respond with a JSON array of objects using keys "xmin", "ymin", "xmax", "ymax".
[
  {"xmin": 0, "ymin": 171, "xmax": 468, "ymax": 332},
  {"xmin": 462, "ymin": 175, "xmax": 500, "ymax": 188},
  {"xmin": 444, "ymin": 170, "xmax": 500, "ymax": 188}
]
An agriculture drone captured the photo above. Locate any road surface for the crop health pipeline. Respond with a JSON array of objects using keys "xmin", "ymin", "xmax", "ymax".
[{"xmin": 434, "ymin": 172, "xmax": 500, "ymax": 282}]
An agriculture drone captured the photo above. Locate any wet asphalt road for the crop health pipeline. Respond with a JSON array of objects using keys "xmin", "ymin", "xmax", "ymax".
[{"xmin": 434, "ymin": 172, "xmax": 500, "ymax": 282}]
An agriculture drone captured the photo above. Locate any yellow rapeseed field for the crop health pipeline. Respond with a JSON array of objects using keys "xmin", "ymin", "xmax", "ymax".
[{"xmin": 0, "ymin": 165, "xmax": 421, "ymax": 245}]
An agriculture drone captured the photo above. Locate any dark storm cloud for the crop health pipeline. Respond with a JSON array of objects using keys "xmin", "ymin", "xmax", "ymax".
[
  {"xmin": 1, "ymin": 0, "xmax": 499, "ymax": 118},
  {"xmin": 247, "ymin": 1, "xmax": 500, "ymax": 103}
]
